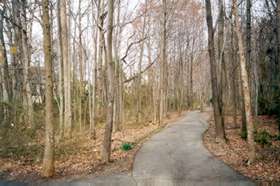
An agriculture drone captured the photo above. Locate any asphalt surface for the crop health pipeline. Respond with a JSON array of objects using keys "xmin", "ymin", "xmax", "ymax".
[
  {"xmin": 0, "ymin": 111, "xmax": 255, "ymax": 186},
  {"xmin": 133, "ymin": 111, "xmax": 255, "ymax": 186}
]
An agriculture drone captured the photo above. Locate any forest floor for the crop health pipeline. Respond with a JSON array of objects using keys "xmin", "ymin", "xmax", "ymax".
[
  {"xmin": 1, "ymin": 110, "xmax": 256, "ymax": 185},
  {"xmin": 203, "ymin": 114, "xmax": 280, "ymax": 183},
  {"xmin": 0, "ymin": 111, "xmax": 186, "ymax": 182}
]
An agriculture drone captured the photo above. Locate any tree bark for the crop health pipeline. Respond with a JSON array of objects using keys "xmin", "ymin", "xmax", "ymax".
[
  {"xmin": 218, "ymin": 0, "xmax": 226, "ymax": 119},
  {"xmin": 90, "ymin": 0, "xmax": 99, "ymax": 138},
  {"xmin": 42, "ymin": 0, "xmax": 55, "ymax": 177},
  {"xmin": 113, "ymin": 0, "xmax": 122, "ymax": 132},
  {"xmin": 11, "ymin": 0, "xmax": 23, "ymax": 103},
  {"xmin": 277, "ymin": 0, "xmax": 280, "ymax": 71},
  {"xmin": 159, "ymin": 0, "xmax": 168, "ymax": 124},
  {"xmin": 136, "ymin": 1, "xmax": 147, "ymax": 124},
  {"xmin": 246, "ymin": 0, "xmax": 257, "ymax": 119},
  {"xmin": 0, "ymin": 7, "xmax": 12, "ymax": 102},
  {"xmin": 21, "ymin": 0, "xmax": 34, "ymax": 127},
  {"xmin": 60, "ymin": 0, "xmax": 72, "ymax": 136},
  {"xmin": 232, "ymin": 0, "xmax": 256, "ymax": 163},
  {"xmin": 230, "ymin": 23, "xmax": 238, "ymax": 127},
  {"xmin": 102, "ymin": 0, "xmax": 114, "ymax": 163},
  {"xmin": 189, "ymin": 37, "xmax": 195, "ymax": 109},
  {"xmin": 57, "ymin": 0, "xmax": 64, "ymax": 139},
  {"xmin": 78, "ymin": 0, "xmax": 84, "ymax": 131},
  {"xmin": 205, "ymin": 0, "xmax": 226, "ymax": 141},
  {"xmin": 276, "ymin": 0, "xmax": 280, "ymax": 133},
  {"xmin": 97, "ymin": 0, "xmax": 105, "ymax": 116}
]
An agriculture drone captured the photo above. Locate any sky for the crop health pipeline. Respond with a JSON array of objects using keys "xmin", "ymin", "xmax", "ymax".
[{"xmin": 128, "ymin": 0, "xmax": 141, "ymax": 10}]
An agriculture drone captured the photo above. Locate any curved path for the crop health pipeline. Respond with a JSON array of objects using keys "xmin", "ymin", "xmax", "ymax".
[
  {"xmin": 0, "ymin": 111, "xmax": 255, "ymax": 186},
  {"xmin": 133, "ymin": 111, "xmax": 254, "ymax": 185}
]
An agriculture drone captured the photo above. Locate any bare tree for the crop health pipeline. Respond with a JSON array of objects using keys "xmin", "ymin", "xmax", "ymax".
[
  {"xmin": 0, "ymin": 6, "xmax": 12, "ymax": 103},
  {"xmin": 60, "ymin": 0, "xmax": 72, "ymax": 136},
  {"xmin": 21, "ymin": 0, "xmax": 33, "ymax": 126},
  {"xmin": 42, "ymin": 0, "xmax": 55, "ymax": 177},
  {"xmin": 102, "ymin": 0, "xmax": 114, "ymax": 163},
  {"xmin": 136, "ymin": 0, "xmax": 148, "ymax": 124},
  {"xmin": 218, "ymin": 0, "xmax": 226, "ymax": 122},
  {"xmin": 159, "ymin": 0, "xmax": 168, "ymax": 124},
  {"xmin": 277, "ymin": 0, "xmax": 280, "ymax": 69},
  {"xmin": 232, "ymin": 0, "xmax": 256, "ymax": 163},
  {"xmin": 205, "ymin": 0, "xmax": 226, "ymax": 141},
  {"xmin": 57, "ymin": 0, "xmax": 64, "ymax": 138}
]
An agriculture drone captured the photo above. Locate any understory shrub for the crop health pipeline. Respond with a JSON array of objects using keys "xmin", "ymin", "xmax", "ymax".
[
  {"xmin": 255, "ymin": 130, "xmax": 272, "ymax": 147},
  {"xmin": 240, "ymin": 129, "xmax": 277, "ymax": 147},
  {"xmin": 240, "ymin": 130, "xmax": 247, "ymax": 140},
  {"xmin": 121, "ymin": 142, "xmax": 134, "ymax": 151}
]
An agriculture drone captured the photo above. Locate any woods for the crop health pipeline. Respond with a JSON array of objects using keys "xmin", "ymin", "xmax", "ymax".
[
  {"xmin": 203, "ymin": 0, "xmax": 280, "ymax": 181},
  {"xmin": 0, "ymin": 0, "xmax": 279, "ymax": 183},
  {"xmin": 0, "ymin": 0, "xmax": 207, "ymax": 179}
]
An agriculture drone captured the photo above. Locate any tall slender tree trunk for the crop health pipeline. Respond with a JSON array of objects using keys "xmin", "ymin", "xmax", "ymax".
[
  {"xmin": 90, "ymin": 0, "xmax": 98, "ymax": 138},
  {"xmin": 113, "ymin": 0, "xmax": 122, "ymax": 132},
  {"xmin": 246, "ymin": 0, "xmax": 252, "ymax": 87},
  {"xmin": 232, "ymin": 0, "xmax": 256, "ymax": 163},
  {"xmin": 218, "ymin": 0, "xmax": 226, "ymax": 120},
  {"xmin": 230, "ymin": 24, "xmax": 238, "ymax": 127},
  {"xmin": 0, "ymin": 8, "xmax": 9, "ymax": 126},
  {"xmin": 159, "ymin": 0, "xmax": 168, "ymax": 124},
  {"xmin": 276, "ymin": 0, "xmax": 280, "ymax": 72},
  {"xmin": 189, "ymin": 38, "xmax": 195, "ymax": 109},
  {"xmin": 136, "ymin": 3, "xmax": 147, "ymax": 124},
  {"xmin": 97, "ymin": 0, "xmax": 105, "ymax": 115},
  {"xmin": 0, "ymin": 8, "xmax": 12, "ymax": 103},
  {"xmin": 60, "ymin": 0, "xmax": 72, "ymax": 136},
  {"xmin": 102, "ymin": 0, "xmax": 114, "ymax": 163},
  {"xmin": 0, "ymin": 70, "xmax": 3, "ymax": 124},
  {"xmin": 78, "ymin": 0, "xmax": 84, "ymax": 131},
  {"xmin": 147, "ymin": 38, "xmax": 157, "ymax": 124},
  {"xmin": 119, "ymin": 66, "xmax": 124, "ymax": 128},
  {"xmin": 205, "ymin": 0, "xmax": 226, "ymax": 142},
  {"xmin": 246, "ymin": 0, "xmax": 257, "ymax": 120},
  {"xmin": 145, "ymin": 11, "xmax": 157, "ymax": 123},
  {"xmin": 177, "ymin": 38, "xmax": 184, "ymax": 113},
  {"xmin": 21, "ymin": 0, "xmax": 33, "ymax": 126},
  {"xmin": 11, "ymin": 0, "xmax": 23, "ymax": 103},
  {"xmin": 241, "ymin": 81, "xmax": 247, "ymax": 134},
  {"xmin": 42, "ymin": 0, "xmax": 55, "ymax": 177},
  {"xmin": 113, "ymin": 60, "xmax": 121, "ymax": 132},
  {"xmin": 57, "ymin": 0, "xmax": 64, "ymax": 139}
]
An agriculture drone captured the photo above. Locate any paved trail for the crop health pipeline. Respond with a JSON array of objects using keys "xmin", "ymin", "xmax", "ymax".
[
  {"xmin": 0, "ymin": 111, "xmax": 255, "ymax": 186},
  {"xmin": 133, "ymin": 111, "xmax": 254, "ymax": 185}
]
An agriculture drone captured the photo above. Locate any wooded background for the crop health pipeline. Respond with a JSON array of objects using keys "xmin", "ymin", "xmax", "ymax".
[{"xmin": 0, "ymin": 0, "xmax": 279, "ymax": 178}]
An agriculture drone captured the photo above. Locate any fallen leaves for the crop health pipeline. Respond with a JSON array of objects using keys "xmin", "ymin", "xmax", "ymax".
[
  {"xmin": 0, "ymin": 111, "xmax": 185, "ymax": 182},
  {"xmin": 203, "ymin": 115, "xmax": 280, "ymax": 183}
]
